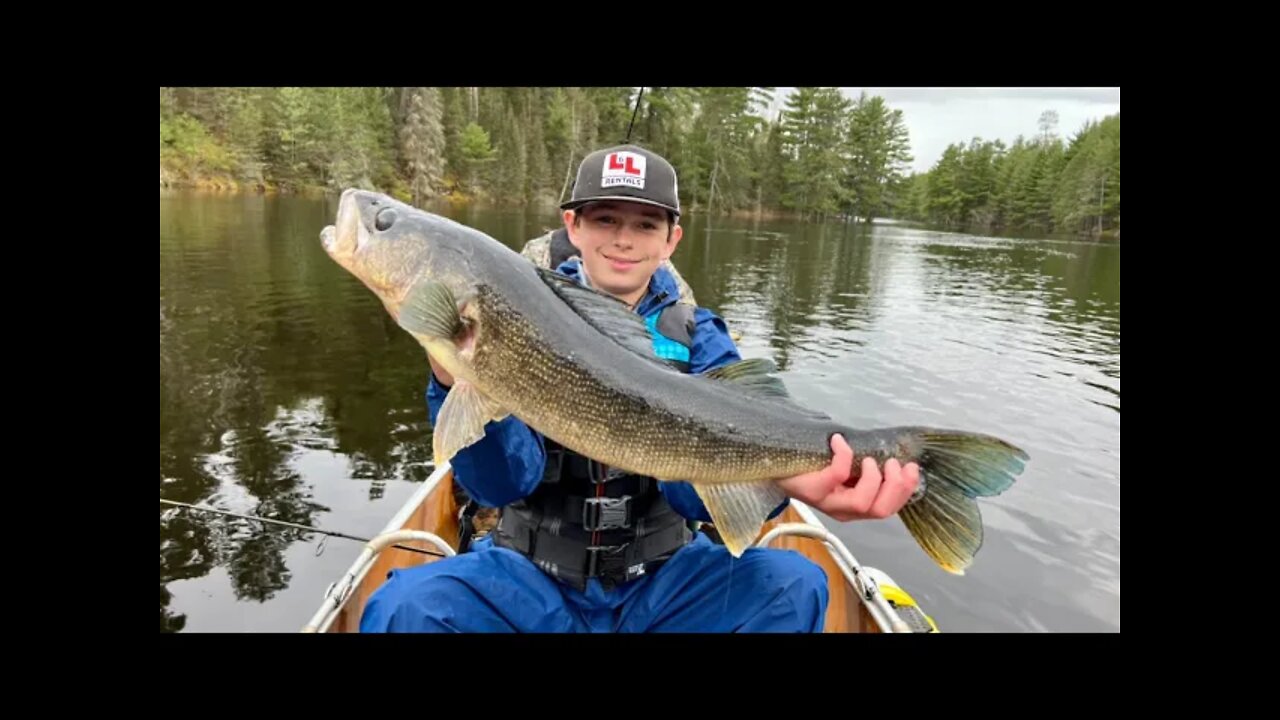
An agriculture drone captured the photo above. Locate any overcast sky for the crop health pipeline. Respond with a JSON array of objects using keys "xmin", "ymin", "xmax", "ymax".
[{"xmin": 766, "ymin": 87, "xmax": 1121, "ymax": 174}]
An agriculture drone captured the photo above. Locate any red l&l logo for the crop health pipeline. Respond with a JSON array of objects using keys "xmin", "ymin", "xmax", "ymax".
[{"xmin": 608, "ymin": 153, "xmax": 643, "ymax": 175}]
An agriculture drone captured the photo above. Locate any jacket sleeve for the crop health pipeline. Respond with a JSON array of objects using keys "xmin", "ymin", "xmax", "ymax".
[
  {"xmin": 426, "ymin": 371, "xmax": 546, "ymax": 507},
  {"xmin": 658, "ymin": 308, "xmax": 790, "ymax": 523}
]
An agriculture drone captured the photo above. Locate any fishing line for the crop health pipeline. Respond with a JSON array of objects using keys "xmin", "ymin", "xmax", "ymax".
[{"xmin": 159, "ymin": 498, "xmax": 447, "ymax": 558}]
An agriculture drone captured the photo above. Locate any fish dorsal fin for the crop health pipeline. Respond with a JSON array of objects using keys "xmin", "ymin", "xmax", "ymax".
[
  {"xmin": 536, "ymin": 266, "xmax": 681, "ymax": 370},
  {"xmin": 703, "ymin": 358, "xmax": 789, "ymax": 397},
  {"xmin": 702, "ymin": 357, "xmax": 833, "ymax": 421}
]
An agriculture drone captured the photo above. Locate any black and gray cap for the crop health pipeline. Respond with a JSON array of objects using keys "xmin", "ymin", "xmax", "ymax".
[{"xmin": 560, "ymin": 144, "xmax": 680, "ymax": 217}]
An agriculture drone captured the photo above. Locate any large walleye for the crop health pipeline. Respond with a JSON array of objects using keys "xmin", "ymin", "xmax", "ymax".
[{"xmin": 320, "ymin": 189, "xmax": 1029, "ymax": 574}]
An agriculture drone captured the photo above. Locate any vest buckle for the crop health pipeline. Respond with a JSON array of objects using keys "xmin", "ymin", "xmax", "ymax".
[{"xmin": 582, "ymin": 496, "xmax": 631, "ymax": 530}]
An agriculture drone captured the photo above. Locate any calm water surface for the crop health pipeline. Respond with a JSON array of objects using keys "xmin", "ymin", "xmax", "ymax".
[{"xmin": 159, "ymin": 191, "xmax": 1119, "ymax": 633}]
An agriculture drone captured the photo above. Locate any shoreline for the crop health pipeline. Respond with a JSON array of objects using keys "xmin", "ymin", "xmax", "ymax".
[{"xmin": 159, "ymin": 179, "xmax": 1115, "ymax": 242}]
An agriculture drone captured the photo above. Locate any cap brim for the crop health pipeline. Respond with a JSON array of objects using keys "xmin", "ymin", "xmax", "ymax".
[{"xmin": 560, "ymin": 195, "xmax": 680, "ymax": 216}]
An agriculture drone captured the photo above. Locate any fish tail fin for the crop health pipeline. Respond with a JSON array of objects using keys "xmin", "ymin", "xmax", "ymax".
[{"xmin": 886, "ymin": 429, "xmax": 1029, "ymax": 575}]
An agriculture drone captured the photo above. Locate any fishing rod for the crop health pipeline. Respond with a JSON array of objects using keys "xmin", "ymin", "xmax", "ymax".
[
  {"xmin": 624, "ymin": 87, "xmax": 645, "ymax": 143},
  {"xmin": 159, "ymin": 498, "xmax": 447, "ymax": 558}
]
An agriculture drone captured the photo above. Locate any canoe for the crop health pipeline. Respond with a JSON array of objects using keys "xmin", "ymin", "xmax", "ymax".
[{"xmin": 302, "ymin": 462, "xmax": 939, "ymax": 633}]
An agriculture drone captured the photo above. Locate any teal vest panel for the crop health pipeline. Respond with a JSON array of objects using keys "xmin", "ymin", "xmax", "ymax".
[{"xmin": 644, "ymin": 309, "xmax": 691, "ymax": 366}]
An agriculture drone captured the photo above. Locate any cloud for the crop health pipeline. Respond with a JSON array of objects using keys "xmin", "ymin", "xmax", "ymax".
[
  {"xmin": 766, "ymin": 87, "xmax": 1120, "ymax": 173},
  {"xmin": 849, "ymin": 87, "xmax": 1120, "ymax": 105}
]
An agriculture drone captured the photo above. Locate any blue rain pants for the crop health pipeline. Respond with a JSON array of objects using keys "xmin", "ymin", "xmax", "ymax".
[{"xmin": 359, "ymin": 532, "xmax": 829, "ymax": 633}]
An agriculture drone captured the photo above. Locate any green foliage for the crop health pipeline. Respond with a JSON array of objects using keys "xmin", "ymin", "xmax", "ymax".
[
  {"xmin": 903, "ymin": 112, "xmax": 1119, "ymax": 237},
  {"xmin": 160, "ymin": 114, "xmax": 237, "ymax": 180},
  {"xmin": 158, "ymin": 88, "xmax": 1118, "ymax": 237}
]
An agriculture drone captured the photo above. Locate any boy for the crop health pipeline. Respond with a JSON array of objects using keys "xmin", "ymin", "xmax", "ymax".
[{"xmin": 360, "ymin": 144, "xmax": 919, "ymax": 632}]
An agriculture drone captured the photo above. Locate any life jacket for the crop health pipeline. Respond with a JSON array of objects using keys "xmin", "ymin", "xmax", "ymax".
[{"xmin": 490, "ymin": 268, "xmax": 697, "ymax": 591}]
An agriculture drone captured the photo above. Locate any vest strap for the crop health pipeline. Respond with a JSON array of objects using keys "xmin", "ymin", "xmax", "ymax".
[{"xmin": 494, "ymin": 507, "xmax": 692, "ymax": 591}]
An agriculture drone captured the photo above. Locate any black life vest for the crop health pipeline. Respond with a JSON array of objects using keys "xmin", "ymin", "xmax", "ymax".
[{"xmin": 490, "ymin": 270, "xmax": 698, "ymax": 591}]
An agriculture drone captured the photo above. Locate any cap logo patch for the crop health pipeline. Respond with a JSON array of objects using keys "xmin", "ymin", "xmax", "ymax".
[{"xmin": 601, "ymin": 152, "xmax": 646, "ymax": 189}]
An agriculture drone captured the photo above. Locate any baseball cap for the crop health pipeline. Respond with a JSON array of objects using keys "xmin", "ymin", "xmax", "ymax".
[{"xmin": 560, "ymin": 144, "xmax": 681, "ymax": 217}]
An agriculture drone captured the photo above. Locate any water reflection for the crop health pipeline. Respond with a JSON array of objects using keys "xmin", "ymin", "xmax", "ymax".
[
  {"xmin": 160, "ymin": 192, "xmax": 439, "ymax": 627},
  {"xmin": 160, "ymin": 191, "xmax": 1119, "ymax": 632}
]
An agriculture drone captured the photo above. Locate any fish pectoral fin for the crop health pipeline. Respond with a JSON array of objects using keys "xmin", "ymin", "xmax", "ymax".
[
  {"xmin": 397, "ymin": 280, "xmax": 462, "ymax": 340},
  {"xmin": 432, "ymin": 379, "xmax": 509, "ymax": 466},
  {"xmin": 692, "ymin": 480, "xmax": 788, "ymax": 557}
]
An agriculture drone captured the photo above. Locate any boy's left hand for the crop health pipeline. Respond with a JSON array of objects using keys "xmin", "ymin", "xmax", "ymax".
[{"xmin": 775, "ymin": 434, "xmax": 920, "ymax": 522}]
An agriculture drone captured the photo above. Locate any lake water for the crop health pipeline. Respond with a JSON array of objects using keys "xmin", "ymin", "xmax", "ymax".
[{"xmin": 159, "ymin": 190, "xmax": 1120, "ymax": 633}]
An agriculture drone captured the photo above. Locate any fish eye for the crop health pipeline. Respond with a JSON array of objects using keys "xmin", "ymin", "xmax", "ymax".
[{"xmin": 375, "ymin": 207, "xmax": 397, "ymax": 231}]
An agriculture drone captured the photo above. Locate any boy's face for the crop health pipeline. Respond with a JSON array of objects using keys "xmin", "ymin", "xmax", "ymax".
[{"xmin": 564, "ymin": 201, "xmax": 683, "ymax": 302}]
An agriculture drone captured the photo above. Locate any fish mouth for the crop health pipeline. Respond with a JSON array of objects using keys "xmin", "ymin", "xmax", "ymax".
[{"xmin": 321, "ymin": 188, "xmax": 363, "ymax": 260}]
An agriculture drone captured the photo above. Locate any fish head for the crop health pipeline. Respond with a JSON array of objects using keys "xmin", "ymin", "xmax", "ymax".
[{"xmin": 320, "ymin": 188, "xmax": 474, "ymax": 318}]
